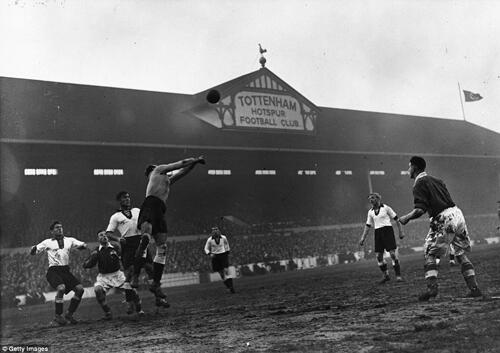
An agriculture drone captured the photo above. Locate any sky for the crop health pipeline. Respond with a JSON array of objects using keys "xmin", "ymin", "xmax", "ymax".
[{"xmin": 1, "ymin": 0, "xmax": 499, "ymax": 133}]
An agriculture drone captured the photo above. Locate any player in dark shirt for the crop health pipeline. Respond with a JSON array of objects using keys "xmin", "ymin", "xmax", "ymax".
[
  {"xmin": 399, "ymin": 156, "xmax": 482, "ymax": 301},
  {"xmin": 83, "ymin": 231, "xmax": 143, "ymax": 319}
]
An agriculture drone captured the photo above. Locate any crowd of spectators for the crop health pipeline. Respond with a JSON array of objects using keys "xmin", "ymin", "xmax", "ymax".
[{"xmin": 1, "ymin": 214, "xmax": 498, "ymax": 302}]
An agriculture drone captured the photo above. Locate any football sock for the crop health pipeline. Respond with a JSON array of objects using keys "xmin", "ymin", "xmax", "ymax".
[
  {"xmin": 67, "ymin": 297, "xmax": 81, "ymax": 314},
  {"xmin": 133, "ymin": 257, "xmax": 146, "ymax": 276},
  {"xmin": 101, "ymin": 304, "xmax": 111, "ymax": 313},
  {"xmin": 55, "ymin": 298, "xmax": 64, "ymax": 316},
  {"xmin": 153, "ymin": 262, "xmax": 164, "ymax": 284},
  {"xmin": 393, "ymin": 259, "xmax": 401, "ymax": 276},
  {"xmin": 125, "ymin": 289, "xmax": 134, "ymax": 302},
  {"xmin": 379, "ymin": 263, "xmax": 388, "ymax": 274}
]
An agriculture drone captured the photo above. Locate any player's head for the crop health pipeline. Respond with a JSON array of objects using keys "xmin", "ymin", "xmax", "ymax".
[
  {"xmin": 97, "ymin": 230, "xmax": 108, "ymax": 245},
  {"xmin": 210, "ymin": 226, "xmax": 221, "ymax": 237},
  {"xmin": 409, "ymin": 156, "xmax": 426, "ymax": 179},
  {"xmin": 49, "ymin": 221, "xmax": 63, "ymax": 237},
  {"xmin": 368, "ymin": 192, "xmax": 381, "ymax": 206},
  {"xmin": 116, "ymin": 191, "xmax": 131, "ymax": 208},
  {"xmin": 145, "ymin": 164, "xmax": 157, "ymax": 178}
]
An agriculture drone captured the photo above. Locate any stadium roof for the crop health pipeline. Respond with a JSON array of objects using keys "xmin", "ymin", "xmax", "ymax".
[{"xmin": 1, "ymin": 72, "xmax": 499, "ymax": 158}]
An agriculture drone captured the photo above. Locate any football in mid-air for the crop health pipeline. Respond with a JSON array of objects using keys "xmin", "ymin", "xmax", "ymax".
[{"xmin": 206, "ymin": 89, "xmax": 221, "ymax": 104}]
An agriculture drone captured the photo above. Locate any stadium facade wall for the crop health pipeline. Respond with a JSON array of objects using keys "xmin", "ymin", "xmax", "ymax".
[
  {"xmin": 2, "ymin": 75, "xmax": 500, "ymax": 156},
  {"xmin": 1, "ymin": 76, "xmax": 499, "ymax": 247}
]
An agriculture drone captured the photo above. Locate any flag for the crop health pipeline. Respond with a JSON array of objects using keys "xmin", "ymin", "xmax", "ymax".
[{"xmin": 463, "ymin": 90, "xmax": 483, "ymax": 102}]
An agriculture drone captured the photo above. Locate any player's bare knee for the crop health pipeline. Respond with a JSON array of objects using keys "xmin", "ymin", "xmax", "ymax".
[
  {"xmin": 94, "ymin": 286, "xmax": 106, "ymax": 302},
  {"xmin": 74, "ymin": 284, "xmax": 84, "ymax": 298},
  {"xmin": 425, "ymin": 256, "xmax": 437, "ymax": 266},
  {"xmin": 56, "ymin": 284, "xmax": 66, "ymax": 294},
  {"xmin": 156, "ymin": 242, "xmax": 167, "ymax": 254},
  {"xmin": 456, "ymin": 254, "xmax": 469, "ymax": 265}
]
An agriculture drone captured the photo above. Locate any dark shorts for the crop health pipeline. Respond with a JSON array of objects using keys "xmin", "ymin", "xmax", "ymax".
[
  {"xmin": 46, "ymin": 266, "xmax": 80, "ymax": 294},
  {"xmin": 212, "ymin": 252, "xmax": 230, "ymax": 272},
  {"xmin": 137, "ymin": 195, "xmax": 167, "ymax": 235},
  {"xmin": 374, "ymin": 226, "xmax": 397, "ymax": 253},
  {"xmin": 121, "ymin": 235, "xmax": 153, "ymax": 269}
]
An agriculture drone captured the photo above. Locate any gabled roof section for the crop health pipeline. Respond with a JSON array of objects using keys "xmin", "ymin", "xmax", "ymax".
[{"xmin": 185, "ymin": 67, "xmax": 320, "ymax": 134}]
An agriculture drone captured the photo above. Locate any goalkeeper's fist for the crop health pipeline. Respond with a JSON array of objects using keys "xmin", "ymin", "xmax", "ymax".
[{"xmin": 196, "ymin": 155, "xmax": 206, "ymax": 165}]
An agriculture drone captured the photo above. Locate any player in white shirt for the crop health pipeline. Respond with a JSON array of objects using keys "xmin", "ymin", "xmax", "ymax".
[
  {"xmin": 105, "ymin": 191, "xmax": 154, "ymax": 291},
  {"xmin": 30, "ymin": 221, "xmax": 88, "ymax": 326},
  {"xmin": 359, "ymin": 193, "xmax": 405, "ymax": 283},
  {"xmin": 204, "ymin": 226, "xmax": 235, "ymax": 293}
]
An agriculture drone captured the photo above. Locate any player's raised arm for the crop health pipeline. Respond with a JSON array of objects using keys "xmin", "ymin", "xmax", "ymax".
[
  {"xmin": 154, "ymin": 156, "xmax": 205, "ymax": 175},
  {"xmin": 169, "ymin": 163, "xmax": 198, "ymax": 185}
]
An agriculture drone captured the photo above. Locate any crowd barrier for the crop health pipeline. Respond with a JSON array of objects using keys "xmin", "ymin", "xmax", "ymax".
[
  {"xmin": 485, "ymin": 237, "xmax": 500, "ymax": 244},
  {"xmin": 12, "ymin": 237, "xmax": 500, "ymax": 306},
  {"xmin": 14, "ymin": 253, "xmax": 340, "ymax": 304},
  {"xmin": 15, "ymin": 272, "xmax": 201, "ymax": 305}
]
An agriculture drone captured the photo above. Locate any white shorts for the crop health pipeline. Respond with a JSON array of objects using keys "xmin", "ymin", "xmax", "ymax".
[
  {"xmin": 425, "ymin": 206, "xmax": 471, "ymax": 257},
  {"xmin": 94, "ymin": 270, "xmax": 129, "ymax": 291}
]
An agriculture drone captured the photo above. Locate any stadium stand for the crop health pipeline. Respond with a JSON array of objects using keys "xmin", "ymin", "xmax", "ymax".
[
  {"xmin": 1, "ymin": 69, "xmax": 499, "ymax": 302},
  {"xmin": 1, "ymin": 215, "xmax": 497, "ymax": 300},
  {"xmin": 1, "ymin": 72, "xmax": 499, "ymax": 247}
]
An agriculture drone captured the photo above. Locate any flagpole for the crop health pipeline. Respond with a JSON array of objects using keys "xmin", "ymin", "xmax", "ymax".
[{"xmin": 457, "ymin": 82, "xmax": 466, "ymax": 121}]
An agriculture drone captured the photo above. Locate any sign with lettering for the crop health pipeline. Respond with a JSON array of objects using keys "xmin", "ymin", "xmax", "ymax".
[
  {"xmin": 188, "ymin": 69, "xmax": 318, "ymax": 134},
  {"xmin": 234, "ymin": 92, "xmax": 304, "ymax": 131}
]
